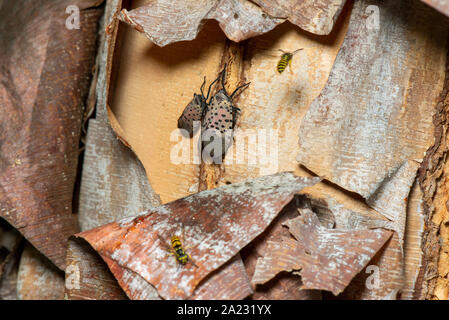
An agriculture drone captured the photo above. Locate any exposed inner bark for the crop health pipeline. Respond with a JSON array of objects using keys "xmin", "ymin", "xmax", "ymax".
[{"xmin": 417, "ymin": 38, "xmax": 449, "ymax": 300}]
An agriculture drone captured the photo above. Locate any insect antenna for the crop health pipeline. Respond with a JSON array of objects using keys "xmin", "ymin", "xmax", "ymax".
[
  {"xmin": 291, "ymin": 48, "xmax": 304, "ymax": 55},
  {"xmin": 230, "ymin": 82, "xmax": 251, "ymax": 100},
  {"xmin": 205, "ymin": 70, "xmax": 222, "ymax": 101},
  {"xmin": 220, "ymin": 63, "xmax": 228, "ymax": 92},
  {"xmin": 200, "ymin": 76, "xmax": 206, "ymax": 98}
]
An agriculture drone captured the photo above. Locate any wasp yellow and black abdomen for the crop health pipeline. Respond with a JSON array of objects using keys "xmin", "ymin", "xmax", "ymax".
[
  {"xmin": 277, "ymin": 53, "xmax": 292, "ymax": 74},
  {"xmin": 177, "ymin": 253, "xmax": 189, "ymax": 265},
  {"xmin": 160, "ymin": 235, "xmax": 197, "ymax": 267}
]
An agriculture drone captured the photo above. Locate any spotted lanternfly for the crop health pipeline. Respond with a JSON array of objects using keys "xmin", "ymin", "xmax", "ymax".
[
  {"xmin": 277, "ymin": 48, "xmax": 303, "ymax": 74},
  {"xmin": 201, "ymin": 64, "xmax": 250, "ymax": 161},
  {"xmin": 177, "ymin": 74, "xmax": 221, "ymax": 137}
]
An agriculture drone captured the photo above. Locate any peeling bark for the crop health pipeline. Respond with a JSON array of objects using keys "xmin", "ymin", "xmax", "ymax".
[
  {"xmin": 117, "ymin": 0, "xmax": 347, "ymax": 47},
  {"xmin": 242, "ymin": 200, "xmax": 322, "ymax": 300},
  {"xmin": 75, "ymin": 173, "xmax": 320, "ymax": 299},
  {"xmin": 70, "ymin": 0, "xmax": 449, "ymax": 300},
  {"xmin": 252, "ymin": 208, "xmax": 392, "ymax": 295},
  {"xmin": 17, "ymin": 243, "xmax": 65, "ymax": 300},
  {"xmin": 252, "ymin": 0, "xmax": 347, "ymax": 35},
  {"xmin": 118, "ymin": 0, "xmax": 283, "ymax": 47},
  {"xmin": 334, "ymin": 232, "xmax": 403, "ymax": 299},
  {"xmin": 65, "ymin": 238, "xmax": 128, "ymax": 300},
  {"xmin": 417, "ymin": 37, "xmax": 449, "ymax": 300},
  {"xmin": 0, "ymin": 0, "xmax": 103, "ymax": 270},
  {"xmin": 421, "ymin": 0, "xmax": 449, "ymax": 17},
  {"xmin": 297, "ymin": 0, "xmax": 448, "ymax": 202}
]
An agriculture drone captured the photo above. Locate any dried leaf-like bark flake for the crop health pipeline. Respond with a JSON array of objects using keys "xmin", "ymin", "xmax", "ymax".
[
  {"xmin": 118, "ymin": 0, "xmax": 348, "ymax": 46},
  {"xmin": 297, "ymin": 0, "xmax": 448, "ymax": 200},
  {"xmin": 0, "ymin": 0, "xmax": 103, "ymax": 269},
  {"xmin": 76, "ymin": 172, "xmax": 320, "ymax": 299},
  {"xmin": 118, "ymin": 0, "xmax": 284, "ymax": 46},
  {"xmin": 252, "ymin": 208, "xmax": 392, "ymax": 295},
  {"xmin": 252, "ymin": 0, "xmax": 347, "ymax": 35}
]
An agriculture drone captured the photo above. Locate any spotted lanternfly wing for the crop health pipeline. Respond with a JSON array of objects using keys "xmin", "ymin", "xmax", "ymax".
[
  {"xmin": 201, "ymin": 89, "xmax": 237, "ymax": 160},
  {"xmin": 178, "ymin": 94, "xmax": 205, "ymax": 137}
]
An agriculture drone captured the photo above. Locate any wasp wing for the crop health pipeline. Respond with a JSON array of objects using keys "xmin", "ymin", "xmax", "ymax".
[
  {"xmin": 187, "ymin": 254, "xmax": 199, "ymax": 268},
  {"xmin": 156, "ymin": 233, "xmax": 173, "ymax": 253}
]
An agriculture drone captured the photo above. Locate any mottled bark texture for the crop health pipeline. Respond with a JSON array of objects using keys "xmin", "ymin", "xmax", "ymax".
[
  {"xmin": 422, "ymin": 0, "xmax": 449, "ymax": 17},
  {"xmin": 17, "ymin": 243, "xmax": 65, "ymax": 300},
  {"xmin": 65, "ymin": 238, "xmax": 128, "ymax": 300},
  {"xmin": 296, "ymin": 0, "xmax": 449, "ymax": 299},
  {"xmin": 0, "ymin": 0, "xmax": 104, "ymax": 269},
  {"xmin": 117, "ymin": 0, "xmax": 347, "ymax": 47},
  {"xmin": 252, "ymin": 207, "xmax": 392, "ymax": 295},
  {"xmin": 71, "ymin": 0, "xmax": 449, "ymax": 300},
  {"xmin": 75, "ymin": 173, "xmax": 320, "ymax": 299}
]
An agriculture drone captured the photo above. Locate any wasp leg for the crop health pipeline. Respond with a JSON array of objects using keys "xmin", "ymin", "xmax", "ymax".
[
  {"xmin": 166, "ymin": 251, "xmax": 175, "ymax": 257},
  {"xmin": 187, "ymin": 254, "xmax": 199, "ymax": 268}
]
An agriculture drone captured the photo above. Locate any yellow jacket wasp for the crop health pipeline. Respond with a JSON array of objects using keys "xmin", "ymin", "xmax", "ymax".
[
  {"xmin": 157, "ymin": 233, "xmax": 198, "ymax": 268},
  {"xmin": 277, "ymin": 48, "xmax": 303, "ymax": 74}
]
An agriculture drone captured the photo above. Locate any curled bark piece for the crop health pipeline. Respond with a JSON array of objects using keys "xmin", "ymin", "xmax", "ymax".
[
  {"xmin": 252, "ymin": 0, "xmax": 347, "ymax": 35},
  {"xmin": 0, "ymin": 222, "xmax": 22, "ymax": 299},
  {"xmin": 402, "ymin": 181, "xmax": 425, "ymax": 299},
  {"xmin": 421, "ymin": 0, "xmax": 449, "ymax": 17},
  {"xmin": 103, "ymin": 252, "xmax": 253, "ymax": 300},
  {"xmin": 252, "ymin": 208, "xmax": 392, "ymax": 295},
  {"xmin": 0, "ymin": 0, "xmax": 103, "ymax": 269},
  {"xmin": 78, "ymin": 118, "xmax": 161, "ymax": 231},
  {"xmin": 367, "ymin": 160, "xmax": 420, "ymax": 246},
  {"xmin": 75, "ymin": 172, "xmax": 320, "ymax": 299},
  {"xmin": 118, "ymin": 0, "xmax": 348, "ymax": 47},
  {"xmin": 335, "ymin": 232, "xmax": 403, "ymax": 299},
  {"xmin": 297, "ymin": 0, "xmax": 448, "ymax": 200},
  {"xmin": 302, "ymin": 195, "xmax": 405, "ymax": 299},
  {"xmin": 17, "ymin": 243, "xmax": 65, "ymax": 300},
  {"xmin": 65, "ymin": 238, "xmax": 128, "ymax": 300},
  {"xmin": 191, "ymin": 254, "xmax": 253, "ymax": 300},
  {"xmin": 243, "ymin": 200, "xmax": 322, "ymax": 300},
  {"xmin": 207, "ymin": 0, "xmax": 285, "ymax": 42},
  {"xmin": 118, "ymin": 0, "xmax": 284, "ymax": 47}
]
